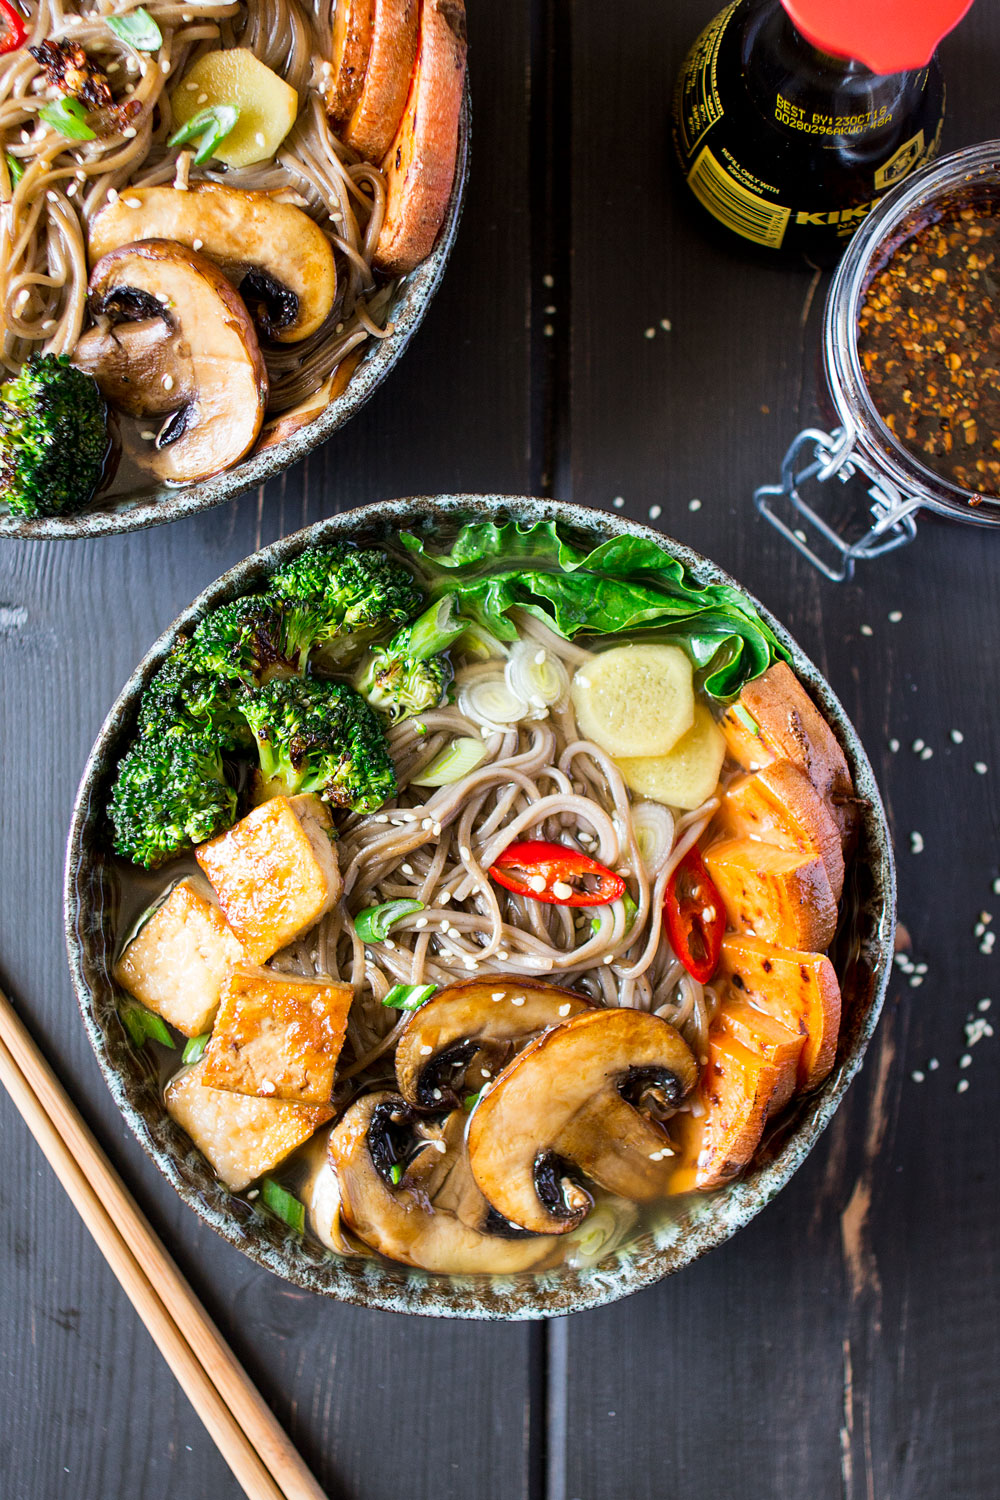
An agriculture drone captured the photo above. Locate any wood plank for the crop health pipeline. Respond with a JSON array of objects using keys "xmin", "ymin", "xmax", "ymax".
[
  {"xmin": 0, "ymin": 3, "xmax": 542, "ymax": 1498},
  {"xmin": 558, "ymin": 3, "xmax": 1000, "ymax": 1498}
]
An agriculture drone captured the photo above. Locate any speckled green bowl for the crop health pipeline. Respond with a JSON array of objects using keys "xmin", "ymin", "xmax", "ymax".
[
  {"xmin": 0, "ymin": 96, "xmax": 469, "ymax": 541},
  {"xmin": 64, "ymin": 495, "xmax": 896, "ymax": 1318}
]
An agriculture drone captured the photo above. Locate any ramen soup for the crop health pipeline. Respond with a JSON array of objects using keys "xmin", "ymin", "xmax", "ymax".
[
  {"xmin": 107, "ymin": 521, "xmax": 857, "ymax": 1275},
  {"xmin": 0, "ymin": 0, "xmax": 465, "ymax": 515}
]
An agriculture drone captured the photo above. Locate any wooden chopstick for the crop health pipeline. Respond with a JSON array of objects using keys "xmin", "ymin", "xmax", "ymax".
[{"xmin": 0, "ymin": 987, "xmax": 330, "ymax": 1500}]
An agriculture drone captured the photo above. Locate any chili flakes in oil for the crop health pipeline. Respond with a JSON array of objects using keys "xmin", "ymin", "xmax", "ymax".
[{"xmin": 857, "ymin": 203, "xmax": 1000, "ymax": 501}]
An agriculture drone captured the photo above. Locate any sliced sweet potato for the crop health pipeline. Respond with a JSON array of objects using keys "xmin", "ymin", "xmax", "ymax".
[
  {"xmin": 720, "ymin": 662, "xmax": 857, "ymax": 851},
  {"xmin": 715, "ymin": 760, "xmax": 845, "ymax": 901},
  {"xmin": 668, "ymin": 1031, "xmax": 778, "ymax": 1191},
  {"xmin": 373, "ymin": 0, "xmax": 467, "ymax": 275},
  {"xmin": 704, "ymin": 836, "xmax": 838, "ymax": 952},
  {"xmin": 341, "ymin": 0, "xmax": 419, "ymax": 164},
  {"xmin": 327, "ymin": 0, "xmax": 376, "ymax": 125},
  {"xmin": 715, "ymin": 994, "xmax": 803, "ymax": 1115},
  {"xmin": 716, "ymin": 934, "xmax": 842, "ymax": 1089}
]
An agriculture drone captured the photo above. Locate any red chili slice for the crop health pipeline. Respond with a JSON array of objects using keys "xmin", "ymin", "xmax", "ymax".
[
  {"xmin": 663, "ymin": 846, "xmax": 725, "ymax": 983},
  {"xmin": 489, "ymin": 840, "xmax": 626, "ymax": 908},
  {"xmin": 0, "ymin": 1, "xmax": 27, "ymax": 54}
]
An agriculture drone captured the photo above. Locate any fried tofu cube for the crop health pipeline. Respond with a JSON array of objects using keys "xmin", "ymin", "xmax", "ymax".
[
  {"xmin": 113, "ymin": 877, "xmax": 243, "ymax": 1037},
  {"xmin": 703, "ymin": 836, "xmax": 838, "ymax": 952},
  {"xmin": 200, "ymin": 966, "xmax": 353, "ymax": 1105},
  {"xmin": 165, "ymin": 1059, "xmax": 332, "ymax": 1191},
  {"xmin": 196, "ymin": 794, "xmax": 342, "ymax": 964}
]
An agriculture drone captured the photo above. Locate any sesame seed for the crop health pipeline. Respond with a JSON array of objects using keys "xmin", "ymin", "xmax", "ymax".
[
  {"xmin": 660, "ymin": 318, "xmax": 672, "ymax": 331},
  {"xmin": 383, "ymin": 939, "xmax": 395, "ymax": 951},
  {"xmin": 123, "ymin": 127, "xmax": 137, "ymax": 138},
  {"xmin": 162, "ymin": 373, "xmax": 174, "ymax": 391},
  {"xmin": 438, "ymin": 890, "xmax": 451, "ymax": 904},
  {"xmin": 978, "ymin": 998, "xmax": 991, "ymax": 1011},
  {"xmin": 928, "ymin": 1058, "xmax": 939, "ymax": 1070},
  {"xmin": 419, "ymin": 1044, "xmax": 433, "ymax": 1056},
  {"xmin": 920, "ymin": 746, "xmax": 933, "ymax": 761},
  {"xmin": 66, "ymin": 182, "xmax": 77, "ymax": 197},
  {"xmin": 46, "ymin": 190, "xmax": 57, "ymax": 202},
  {"xmin": 534, "ymin": 649, "xmax": 547, "ymax": 665},
  {"xmin": 981, "ymin": 912, "xmax": 993, "ymax": 925},
  {"xmin": 552, "ymin": 880, "xmax": 573, "ymax": 900},
  {"xmin": 432, "ymin": 1088, "xmax": 442, "ymax": 1101},
  {"xmin": 155, "ymin": 291, "xmax": 169, "ymax": 304},
  {"xmin": 543, "ymin": 323, "xmax": 554, "ymax": 337},
  {"xmin": 915, "ymin": 962, "xmax": 928, "ymax": 974},
  {"xmin": 912, "ymin": 739, "xmax": 925, "ymax": 752},
  {"xmin": 459, "ymin": 845, "xmax": 471, "ymax": 861},
  {"xmin": 439, "ymin": 921, "xmax": 450, "ymax": 934},
  {"xmin": 974, "ymin": 761, "xmax": 988, "ymax": 775},
  {"xmin": 160, "ymin": 60, "xmax": 170, "ymax": 74},
  {"xmin": 527, "ymin": 874, "xmax": 547, "ymax": 893},
  {"xmin": 910, "ymin": 1070, "xmax": 925, "ymax": 1082},
  {"xmin": 543, "ymin": 274, "xmax": 554, "ymax": 288},
  {"xmin": 414, "ymin": 917, "xmax": 428, "ymax": 929},
  {"xmin": 889, "ymin": 738, "xmax": 900, "ymax": 752},
  {"xmin": 491, "ymin": 991, "xmax": 505, "ymax": 1001},
  {"xmin": 255, "ymin": 131, "xmax": 266, "ymax": 146},
  {"xmin": 247, "ymin": 1188, "xmax": 259, "ymax": 1200},
  {"xmin": 644, "ymin": 327, "xmax": 656, "ymax": 339},
  {"xmin": 422, "ymin": 818, "xmax": 433, "ymax": 829},
  {"xmin": 511, "ymin": 996, "xmax": 525, "ymax": 1007},
  {"xmin": 649, "ymin": 504, "xmax": 662, "ymax": 520},
  {"xmin": 558, "ymin": 1002, "xmax": 571, "ymax": 1016},
  {"xmin": 909, "ymin": 974, "xmax": 923, "ymax": 987},
  {"xmin": 960, "ymin": 1053, "xmax": 972, "ymax": 1068},
  {"xmin": 689, "ymin": 498, "xmax": 702, "ymax": 512},
  {"xmin": 951, "ymin": 729, "xmax": 964, "ymax": 744},
  {"xmin": 910, "ymin": 831, "xmax": 924, "ymax": 853},
  {"xmin": 612, "ymin": 496, "xmax": 624, "ymax": 509},
  {"xmin": 140, "ymin": 430, "xmax": 156, "ymax": 441},
  {"xmin": 603, "ymin": 953, "xmax": 615, "ymax": 965},
  {"xmin": 107, "ymin": 188, "xmax": 118, "ymax": 202},
  {"xmin": 957, "ymin": 1079, "xmax": 970, "ymax": 1094},
  {"xmin": 192, "ymin": 238, "xmax": 203, "ymax": 250},
  {"xmin": 197, "ymin": 92, "xmax": 208, "ymax": 103},
  {"xmin": 888, "ymin": 610, "xmax": 903, "ymax": 622},
  {"xmin": 432, "ymin": 823, "xmax": 442, "ymax": 836},
  {"xmin": 464, "ymin": 957, "xmax": 478, "ymax": 969},
  {"xmin": 497, "ymin": 950, "xmax": 509, "ymax": 961},
  {"xmin": 860, "ymin": 624, "xmax": 873, "ymax": 637},
  {"xmin": 19, "ymin": 129, "xmax": 29, "ymax": 144},
  {"xmin": 433, "ymin": 1139, "xmax": 446, "ymax": 1153},
  {"xmin": 401, "ymin": 862, "xmax": 413, "ymax": 875}
]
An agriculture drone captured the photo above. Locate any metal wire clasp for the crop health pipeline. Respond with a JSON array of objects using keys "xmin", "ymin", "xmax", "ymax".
[{"xmin": 754, "ymin": 426, "xmax": 921, "ymax": 582}]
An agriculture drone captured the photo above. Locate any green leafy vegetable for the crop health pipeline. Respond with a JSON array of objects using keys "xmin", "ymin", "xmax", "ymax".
[
  {"xmin": 402, "ymin": 520, "xmax": 786, "ymax": 700},
  {"xmin": 106, "ymin": 7, "xmax": 162, "ymax": 49},
  {"xmin": 39, "ymin": 97, "xmax": 96, "ymax": 141},
  {"xmin": 382, "ymin": 982, "xmax": 437, "ymax": 1011},
  {"xmin": 167, "ymin": 104, "xmax": 239, "ymax": 166},
  {"xmin": 354, "ymin": 899, "xmax": 424, "ymax": 942},
  {"xmin": 260, "ymin": 1177, "xmax": 305, "ymax": 1233},
  {"xmin": 122, "ymin": 1003, "xmax": 173, "ymax": 1048},
  {"xmin": 5, "ymin": 152, "xmax": 23, "ymax": 186},
  {"xmin": 182, "ymin": 1032, "xmax": 211, "ymax": 1064}
]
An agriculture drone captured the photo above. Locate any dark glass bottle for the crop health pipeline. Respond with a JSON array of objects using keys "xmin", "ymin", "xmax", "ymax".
[{"xmin": 671, "ymin": 0, "xmax": 946, "ymax": 264}]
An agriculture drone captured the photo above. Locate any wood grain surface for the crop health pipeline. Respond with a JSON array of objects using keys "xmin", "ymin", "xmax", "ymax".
[{"xmin": 1, "ymin": 3, "xmax": 998, "ymax": 1498}]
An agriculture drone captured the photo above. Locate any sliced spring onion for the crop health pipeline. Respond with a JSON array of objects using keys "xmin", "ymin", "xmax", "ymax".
[
  {"xmin": 39, "ymin": 97, "xmax": 96, "ymax": 142},
  {"xmin": 382, "ymin": 982, "xmax": 437, "ymax": 1011},
  {"xmin": 463, "ymin": 1087, "xmax": 486, "ymax": 1112},
  {"xmin": 260, "ymin": 1176, "xmax": 305, "ymax": 1233},
  {"xmin": 167, "ymin": 104, "xmax": 239, "ymax": 166},
  {"xmin": 389, "ymin": 1161, "xmax": 404, "ymax": 1186},
  {"xmin": 456, "ymin": 671, "xmax": 529, "ymax": 730},
  {"xmin": 411, "ymin": 736, "xmax": 488, "ymax": 787},
  {"xmin": 106, "ymin": 7, "xmax": 162, "ymax": 49},
  {"xmin": 505, "ymin": 641, "xmax": 570, "ymax": 713},
  {"xmin": 182, "ymin": 1031, "xmax": 211, "ymax": 1064},
  {"xmin": 354, "ymin": 898, "xmax": 424, "ymax": 942},
  {"xmin": 591, "ymin": 890, "xmax": 638, "ymax": 936},
  {"xmin": 632, "ymin": 801, "xmax": 676, "ymax": 877},
  {"xmin": 5, "ymin": 152, "xmax": 23, "ymax": 186},
  {"xmin": 456, "ymin": 620, "xmax": 510, "ymax": 662},
  {"xmin": 731, "ymin": 703, "xmax": 760, "ymax": 736},
  {"xmin": 563, "ymin": 1200, "xmax": 639, "ymax": 1270},
  {"xmin": 122, "ymin": 1003, "xmax": 173, "ymax": 1048}
]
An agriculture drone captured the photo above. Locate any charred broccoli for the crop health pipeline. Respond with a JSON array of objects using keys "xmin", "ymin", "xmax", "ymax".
[
  {"xmin": 241, "ymin": 676, "xmax": 396, "ymax": 813},
  {"xmin": 108, "ymin": 730, "xmax": 237, "ymax": 868},
  {"xmin": 187, "ymin": 597, "xmax": 292, "ymax": 686},
  {"xmin": 138, "ymin": 642, "xmax": 252, "ymax": 754},
  {"xmin": 268, "ymin": 545, "xmax": 424, "ymax": 668},
  {"xmin": 0, "ymin": 353, "xmax": 109, "ymax": 518},
  {"xmin": 354, "ymin": 595, "xmax": 464, "ymax": 722}
]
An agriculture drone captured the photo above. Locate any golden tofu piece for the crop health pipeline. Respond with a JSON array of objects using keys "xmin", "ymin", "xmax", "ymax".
[
  {"xmin": 201, "ymin": 966, "xmax": 353, "ymax": 1105},
  {"xmin": 196, "ymin": 794, "xmax": 342, "ymax": 964},
  {"xmin": 113, "ymin": 878, "xmax": 243, "ymax": 1037},
  {"xmin": 165, "ymin": 1059, "xmax": 332, "ymax": 1191}
]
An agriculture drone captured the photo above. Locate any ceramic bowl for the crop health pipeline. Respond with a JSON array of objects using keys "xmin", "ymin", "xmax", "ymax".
[
  {"xmin": 64, "ymin": 494, "xmax": 896, "ymax": 1318},
  {"xmin": 0, "ymin": 98, "xmax": 469, "ymax": 541}
]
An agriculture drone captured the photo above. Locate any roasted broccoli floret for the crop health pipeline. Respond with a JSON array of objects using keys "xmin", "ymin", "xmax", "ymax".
[
  {"xmin": 241, "ymin": 676, "xmax": 396, "ymax": 813},
  {"xmin": 187, "ymin": 597, "xmax": 292, "ymax": 686},
  {"xmin": 137, "ymin": 642, "xmax": 252, "ymax": 754},
  {"xmin": 354, "ymin": 595, "xmax": 464, "ymax": 722},
  {"xmin": 268, "ymin": 545, "xmax": 424, "ymax": 668},
  {"xmin": 0, "ymin": 353, "xmax": 109, "ymax": 518},
  {"xmin": 108, "ymin": 731, "xmax": 237, "ymax": 869}
]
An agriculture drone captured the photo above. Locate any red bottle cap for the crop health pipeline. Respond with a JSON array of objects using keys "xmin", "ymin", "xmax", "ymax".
[{"xmin": 781, "ymin": 0, "xmax": 974, "ymax": 74}]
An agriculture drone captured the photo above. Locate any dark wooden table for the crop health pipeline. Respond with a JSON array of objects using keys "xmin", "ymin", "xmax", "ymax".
[{"xmin": 2, "ymin": 4, "xmax": 998, "ymax": 1497}]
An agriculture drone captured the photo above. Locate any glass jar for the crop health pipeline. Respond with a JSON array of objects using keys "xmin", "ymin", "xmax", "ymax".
[{"xmin": 755, "ymin": 140, "xmax": 1000, "ymax": 580}]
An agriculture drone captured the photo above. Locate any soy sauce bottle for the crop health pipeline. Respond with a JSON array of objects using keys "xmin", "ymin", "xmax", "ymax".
[{"xmin": 671, "ymin": 0, "xmax": 969, "ymax": 264}]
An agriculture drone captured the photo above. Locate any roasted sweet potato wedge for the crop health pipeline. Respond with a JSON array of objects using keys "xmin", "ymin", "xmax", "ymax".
[
  {"xmin": 716, "ymin": 934, "xmax": 842, "ymax": 1089},
  {"xmin": 704, "ymin": 836, "xmax": 838, "ymax": 952},
  {"xmin": 720, "ymin": 662, "xmax": 857, "ymax": 851},
  {"xmin": 327, "ymin": 0, "xmax": 376, "ymax": 125},
  {"xmin": 715, "ymin": 994, "xmax": 803, "ymax": 1115},
  {"xmin": 373, "ymin": 0, "xmax": 467, "ymax": 274},
  {"xmin": 341, "ymin": 0, "xmax": 419, "ymax": 164},
  {"xmin": 715, "ymin": 759, "xmax": 845, "ymax": 901},
  {"xmin": 668, "ymin": 1031, "xmax": 778, "ymax": 1191}
]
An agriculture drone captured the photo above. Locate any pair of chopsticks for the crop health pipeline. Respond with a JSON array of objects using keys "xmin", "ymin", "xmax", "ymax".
[{"xmin": 0, "ymin": 984, "xmax": 330, "ymax": 1500}]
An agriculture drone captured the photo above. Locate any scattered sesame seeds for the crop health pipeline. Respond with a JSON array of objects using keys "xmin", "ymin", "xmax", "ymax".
[
  {"xmin": 909, "ymin": 975, "xmax": 924, "ymax": 988},
  {"xmin": 543, "ymin": 323, "xmax": 554, "ymax": 338},
  {"xmin": 459, "ymin": 845, "xmax": 471, "ymax": 861},
  {"xmin": 432, "ymin": 1139, "xmax": 446, "ymax": 1153},
  {"xmin": 192, "ymin": 237, "xmax": 203, "ymax": 250},
  {"xmin": 978, "ymin": 997, "xmax": 992, "ymax": 1011},
  {"xmin": 912, "ymin": 739, "xmax": 925, "ymax": 752},
  {"xmin": 649, "ymin": 504, "xmax": 662, "ymax": 520},
  {"xmin": 951, "ymin": 729, "xmax": 965, "ymax": 744},
  {"xmin": 552, "ymin": 880, "xmax": 573, "ymax": 900},
  {"xmin": 497, "ymin": 950, "xmax": 509, "ymax": 960},
  {"xmin": 889, "ymin": 738, "xmax": 900, "ymax": 752},
  {"xmin": 888, "ymin": 609, "xmax": 903, "ymax": 622},
  {"xmin": 419, "ymin": 1044, "xmax": 432, "ymax": 1056},
  {"xmin": 928, "ymin": 1058, "xmax": 939, "ymax": 1070},
  {"xmin": 558, "ymin": 1002, "xmax": 571, "ymax": 1016},
  {"xmin": 438, "ymin": 890, "xmax": 451, "ymax": 904},
  {"xmin": 160, "ymin": 60, "xmax": 170, "ymax": 74},
  {"xmin": 19, "ymin": 129, "xmax": 30, "ymax": 144},
  {"xmin": 911, "ymin": 1070, "xmax": 925, "ymax": 1083},
  {"xmin": 122, "ymin": 126, "xmax": 137, "ymax": 138},
  {"xmin": 957, "ymin": 1078, "xmax": 970, "ymax": 1094},
  {"xmin": 139, "ymin": 429, "xmax": 156, "ymax": 441},
  {"xmin": 162, "ymin": 373, "xmax": 174, "ymax": 391},
  {"xmin": 689, "ymin": 498, "xmax": 702, "ymax": 512},
  {"xmin": 920, "ymin": 746, "xmax": 934, "ymax": 761},
  {"xmin": 66, "ymin": 182, "xmax": 77, "ymax": 197},
  {"xmin": 543, "ymin": 273, "xmax": 554, "ymax": 288},
  {"xmin": 432, "ymin": 823, "xmax": 442, "ymax": 836},
  {"xmin": 644, "ymin": 327, "xmax": 656, "ymax": 339},
  {"xmin": 414, "ymin": 917, "xmax": 428, "ymax": 929},
  {"xmin": 491, "ymin": 991, "xmax": 504, "ymax": 1001},
  {"xmin": 603, "ymin": 953, "xmax": 615, "ymax": 965},
  {"xmin": 527, "ymin": 874, "xmax": 547, "ymax": 894},
  {"xmin": 40, "ymin": 318, "xmax": 54, "ymax": 331},
  {"xmin": 910, "ymin": 831, "xmax": 924, "ymax": 854},
  {"xmin": 197, "ymin": 92, "xmax": 208, "ymax": 103},
  {"xmin": 960, "ymin": 1053, "xmax": 972, "ymax": 1069},
  {"xmin": 612, "ymin": 496, "xmax": 625, "ymax": 509},
  {"xmin": 155, "ymin": 291, "xmax": 169, "ymax": 304},
  {"xmin": 511, "ymin": 996, "xmax": 525, "ymax": 1007},
  {"xmin": 974, "ymin": 761, "xmax": 988, "ymax": 775},
  {"xmin": 107, "ymin": 188, "xmax": 119, "ymax": 202},
  {"xmin": 247, "ymin": 1188, "xmax": 259, "ymax": 1200},
  {"xmin": 860, "ymin": 624, "xmax": 873, "ymax": 637},
  {"xmin": 660, "ymin": 318, "xmax": 672, "ymax": 331},
  {"xmin": 46, "ymin": 190, "xmax": 57, "ymax": 203}
]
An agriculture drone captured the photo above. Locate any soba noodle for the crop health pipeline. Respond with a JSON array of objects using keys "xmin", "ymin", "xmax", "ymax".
[
  {"xmin": 267, "ymin": 617, "xmax": 722, "ymax": 1093},
  {"xmin": 0, "ymin": 0, "xmax": 394, "ymax": 410}
]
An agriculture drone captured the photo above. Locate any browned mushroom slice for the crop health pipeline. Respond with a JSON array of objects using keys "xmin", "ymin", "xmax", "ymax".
[
  {"xmin": 74, "ymin": 241, "xmax": 268, "ymax": 484},
  {"xmin": 88, "ymin": 186, "xmax": 337, "ymax": 344},
  {"xmin": 329, "ymin": 1092, "xmax": 557, "ymax": 1273},
  {"xmin": 467, "ymin": 1009, "xmax": 698, "ymax": 1235},
  {"xmin": 394, "ymin": 978, "xmax": 592, "ymax": 1109}
]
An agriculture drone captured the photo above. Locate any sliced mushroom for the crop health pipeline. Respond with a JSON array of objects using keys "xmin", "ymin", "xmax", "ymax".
[
  {"xmin": 467, "ymin": 1009, "xmax": 699, "ymax": 1235},
  {"xmin": 329, "ymin": 1091, "xmax": 556, "ymax": 1273},
  {"xmin": 394, "ymin": 979, "xmax": 592, "ymax": 1109},
  {"xmin": 89, "ymin": 186, "xmax": 337, "ymax": 344},
  {"xmin": 74, "ymin": 241, "xmax": 268, "ymax": 484}
]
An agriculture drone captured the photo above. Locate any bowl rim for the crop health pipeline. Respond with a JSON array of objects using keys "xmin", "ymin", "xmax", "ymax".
[
  {"xmin": 63, "ymin": 493, "xmax": 897, "ymax": 1319},
  {"xmin": 0, "ymin": 90, "xmax": 470, "ymax": 541}
]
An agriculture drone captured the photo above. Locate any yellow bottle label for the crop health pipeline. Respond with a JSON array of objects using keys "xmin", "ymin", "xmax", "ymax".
[
  {"xmin": 673, "ymin": 1, "xmax": 738, "ymax": 159},
  {"xmin": 687, "ymin": 146, "xmax": 791, "ymax": 248}
]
